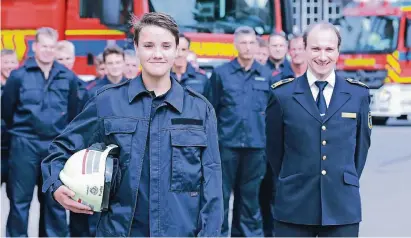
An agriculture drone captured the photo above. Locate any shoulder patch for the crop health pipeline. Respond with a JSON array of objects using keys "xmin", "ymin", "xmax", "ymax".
[
  {"xmin": 271, "ymin": 77, "xmax": 295, "ymax": 89},
  {"xmin": 346, "ymin": 78, "xmax": 369, "ymax": 88}
]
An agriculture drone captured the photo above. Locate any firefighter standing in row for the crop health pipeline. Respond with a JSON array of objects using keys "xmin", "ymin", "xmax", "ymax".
[
  {"xmin": 266, "ymin": 31, "xmax": 293, "ymax": 77},
  {"xmin": 86, "ymin": 46, "xmax": 128, "ymax": 96},
  {"xmin": 124, "ymin": 49, "xmax": 141, "ymax": 79},
  {"xmin": 205, "ymin": 26, "xmax": 273, "ymax": 237},
  {"xmin": 171, "ymin": 34, "xmax": 208, "ymax": 95},
  {"xmin": 259, "ymin": 33, "xmax": 309, "ymax": 237},
  {"xmin": 41, "ymin": 12, "xmax": 223, "ymax": 237},
  {"xmin": 1, "ymin": 27, "xmax": 82, "ymax": 237},
  {"xmin": 255, "ymin": 36, "xmax": 270, "ymax": 65},
  {"xmin": 266, "ymin": 22, "xmax": 371, "ymax": 237},
  {"xmin": 1, "ymin": 49, "xmax": 19, "ymax": 186},
  {"xmin": 55, "ymin": 40, "xmax": 90, "ymax": 113},
  {"xmin": 86, "ymin": 53, "xmax": 106, "ymax": 88}
]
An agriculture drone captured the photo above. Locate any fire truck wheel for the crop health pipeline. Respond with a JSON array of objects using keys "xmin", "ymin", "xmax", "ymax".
[{"xmin": 372, "ymin": 116, "xmax": 388, "ymax": 126}]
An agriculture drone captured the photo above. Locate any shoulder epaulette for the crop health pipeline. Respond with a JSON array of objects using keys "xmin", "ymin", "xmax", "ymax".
[
  {"xmin": 346, "ymin": 78, "xmax": 369, "ymax": 88},
  {"xmin": 271, "ymin": 77, "xmax": 295, "ymax": 89}
]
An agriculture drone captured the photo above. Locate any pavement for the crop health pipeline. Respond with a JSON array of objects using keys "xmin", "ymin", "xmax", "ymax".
[{"xmin": 1, "ymin": 118, "xmax": 411, "ymax": 237}]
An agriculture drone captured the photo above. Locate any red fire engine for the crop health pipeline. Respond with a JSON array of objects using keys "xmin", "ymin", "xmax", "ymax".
[
  {"xmin": 1, "ymin": 0, "xmax": 293, "ymax": 80},
  {"xmin": 335, "ymin": 0, "xmax": 411, "ymax": 125}
]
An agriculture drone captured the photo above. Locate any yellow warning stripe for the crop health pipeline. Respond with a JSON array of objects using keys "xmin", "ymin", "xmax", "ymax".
[
  {"xmin": 344, "ymin": 58, "xmax": 376, "ymax": 67},
  {"xmin": 386, "ymin": 54, "xmax": 401, "ymax": 74},
  {"xmin": 65, "ymin": 29, "xmax": 124, "ymax": 36},
  {"xmin": 400, "ymin": 6, "xmax": 411, "ymax": 11}
]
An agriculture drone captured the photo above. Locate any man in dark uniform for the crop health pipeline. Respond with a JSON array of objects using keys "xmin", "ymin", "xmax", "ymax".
[
  {"xmin": 255, "ymin": 36, "xmax": 269, "ymax": 65},
  {"xmin": 266, "ymin": 22, "xmax": 371, "ymax": 237},
  {"xmin": 1, "ymin": 49, "xmax": 19, "ymax": 185},
  {"xmin": 171, "ymin": 33, "xmax": 208, "ymax": 95},
  {"xmin": 259, "ymin": 34, "xmax": 308, "ymax": 236},
  {"xmin": 41, "ymin": 12, "xmax": 223, "ymax": 237},
  {"xmin": 266, "ymin": 31, "xmax": 293, "ymax": 77},
  {"xmin": 86, "ymin": 45, "xmax": 127, "ymax": 97},
  {"xmin": 1, "ymin": 27, "xmax": 82, "ymax": 237},
  {"xmin": 124, "ymin": 49, "xmax": 140, "ymax": 79},
  {"xmin": 205, "ymin": 26, "xmax": 273, "ymax": 237},
  {"xmin": 56, "ymin": 40, "xmax": 90, "ymax": 113},
  {"xmin": 86, "ymin": 53, "xmax": 106, "ymax": 87}
]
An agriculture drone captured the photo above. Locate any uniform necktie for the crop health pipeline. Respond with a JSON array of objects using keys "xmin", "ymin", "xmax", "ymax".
[{"xmin": 315, "ymin": 81, "xmax": 328, "ymax": 117}]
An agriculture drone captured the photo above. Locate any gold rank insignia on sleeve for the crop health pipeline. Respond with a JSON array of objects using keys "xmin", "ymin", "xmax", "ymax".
[
  {"xmin": 271, "ymin": 77, "xmax": 295, "ymax": 89},
  {"xmin": 346, "ymin": 78, "xmax": 369, "ymax": 88},
  {"xmin": 368, "ymin": 111, "xmax": 372, "ymax": 129}
]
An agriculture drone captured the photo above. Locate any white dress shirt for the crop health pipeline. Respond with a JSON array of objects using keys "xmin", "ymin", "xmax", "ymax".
[{"xmin": 306, "ymin": 68, "xmax": 336, "ymax": 108}]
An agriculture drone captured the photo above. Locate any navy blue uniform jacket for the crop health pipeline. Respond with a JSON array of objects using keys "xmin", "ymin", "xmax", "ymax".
[
  {"xmin": 266, "ymin": 73, "xmax": 371, "ymax": 226},
  {"xmin": 41, "ymin": 76, "xmax": 223, "ymax": 237}
]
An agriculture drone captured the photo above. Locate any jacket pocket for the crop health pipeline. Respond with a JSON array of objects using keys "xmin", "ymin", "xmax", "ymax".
[
  {"xmin": 252, "ymin": 81, "xmax": 269, "ymax": 111},
  {"xmin": 104, "ymin": 118, "xmax": 138, "ymax": 164},
  {"xmin": 170, "ymin": 129, "xmax": 207, "ymax": 192},
  {"xmin": 343, "ymin": 171, "xmax": 359, "ymax": 187}
]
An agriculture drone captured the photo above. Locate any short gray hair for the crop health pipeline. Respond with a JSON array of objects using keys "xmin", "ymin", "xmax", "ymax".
[
  {"xmin": 35, "ymin": 27, "xmax": 58, "ymax": 42},
  {"xmin": 234, "ymin": 26, "xmax": 256, "ymax": 41},
  {"xmin": 303, "ymin": 22, "xmax": 341, "ymax": 49}
]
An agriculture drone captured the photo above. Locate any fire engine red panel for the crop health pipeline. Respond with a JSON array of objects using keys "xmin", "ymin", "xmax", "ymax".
[{"xmin": 337, "ymin": 54, "xmax": 388, "ymax": 71}]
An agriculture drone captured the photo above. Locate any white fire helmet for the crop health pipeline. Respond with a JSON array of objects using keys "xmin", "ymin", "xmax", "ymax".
[{"xmin": 59, "ymin": 143, "xmax": 120, "ymax": 212}]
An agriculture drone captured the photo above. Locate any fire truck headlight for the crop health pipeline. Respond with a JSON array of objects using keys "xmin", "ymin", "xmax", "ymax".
[{"xmin": 377, "ymin": 89, "xmax": 391, "ymax": 102}]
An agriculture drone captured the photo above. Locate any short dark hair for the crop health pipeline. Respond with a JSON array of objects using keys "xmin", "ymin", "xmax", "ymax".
[
  {"xmin": 102, "ymin": 45, "xmax": 124, "ymax": 62},
  {"xmin": 131, "ymin": 12, "xmax": 179, "ymax": 47},
  {"xmin": 256, "ymin": 36, "xmax": 268, "ymax": 48},
  {"xmin": 268, "ymin": 30, "xmax": 287, "ymax": 42},
  {"xmin": 303, "ymin": 22, "xmax": 341, "ymax": 49},
  {"xmin": 288, "ymin": 33, "xmax": 303, "ymax": 49},
  {"xmin": 178, "ymin": 33, "xmax": 191, "ymax": 47}
]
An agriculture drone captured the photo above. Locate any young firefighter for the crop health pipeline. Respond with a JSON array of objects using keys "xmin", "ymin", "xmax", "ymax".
[{"xmin": 41, "ymin": 12, "xmax": 223, "ymax": 237}]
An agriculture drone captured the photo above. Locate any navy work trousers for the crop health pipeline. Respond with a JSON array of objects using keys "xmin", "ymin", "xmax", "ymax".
[
  {"xmin": 220, "ymin": 146, "xmax": 266, "ymax": 237},
  {"xmin": 6, "ymin": 136, "xmax": 69, "ymax": 237}
]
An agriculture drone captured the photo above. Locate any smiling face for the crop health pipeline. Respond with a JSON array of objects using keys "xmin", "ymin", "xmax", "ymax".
[
  {"xmin": 56, "ymin": 50, "xmax": 75, "ymax": 70},
  {"xmin": 136, "ymin": 25, "xmax": 177, "ymax": 78},
  {"xmin": 1, "ymin": 52, "xmax": 19, "ymax": 80},
  {"xmin": 305, "ymin": 26, "xmax": 339, "ymax": 79},
  {"xmin": 33, "ymin": 34, "xmax": 57, "ymax": 64}
]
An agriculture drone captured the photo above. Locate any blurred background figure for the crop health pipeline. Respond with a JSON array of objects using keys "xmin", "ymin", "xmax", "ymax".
[
  {"xmin": 187, "ymin": 50, "xmax": 200, "ymax": 70},
  {"xmin": 94, "ymin": 53, "xmax": 106, "ymax": 80},
  {"xmin": 1, "ymin": 49, "xmax": 19, "ymax": 189},
  {"xmin": 87, "ymin": 45, "xmax": 127, "ymax": 96},
  {"xmin": 123, "ymin": 49, "xmax": 140, "ymax": 79},
  {"xmin": 287, "ymin": 34, "xmax": 307, "ymax": 78},
  {"xmin": 255, "ymin": 36, "xmax": 269, "ymax": 65},
  {"xmin": 1, "ymin": 49, "xmax": 19, "ymax": 86},
  {"xmin": 1, "ymin": 27, "xmax": 79, "ymax": 237},
  {"xmin": 55, "ymin": 40, "xmax": 89, "ymax": 113},
  {"xmin": 171, "ymin": 34, "xmax": 208, "ymax": 95},
  {"xmin": 55, "ymin": 40, "xmax": 75, "ymax": 70},
  {"xmin": 266, "ymin": 31, "xmax": 292, "ymax": 76}
]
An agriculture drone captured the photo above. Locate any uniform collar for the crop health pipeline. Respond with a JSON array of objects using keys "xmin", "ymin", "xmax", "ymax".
[
  {"xmin": 24, "ymin": 57, "xmax": 63, "ymax": 72},
  {"xmin": 230, "ymin": 58, "xmax": 261, "ymax": 75},
  {"xmin": 170, "ymin": 63, "xmax": 197, "ymax": 81},
  {"xmin": 306, "ymin": 68, "xmax": 336, "ymax": 88},
  {"xmin": 128, "ymin": 74, "xmax": 184, "ymax": 113},
  {"xmin": 267, "ymin": 58, "xmax": 290, "ymax": 71}
]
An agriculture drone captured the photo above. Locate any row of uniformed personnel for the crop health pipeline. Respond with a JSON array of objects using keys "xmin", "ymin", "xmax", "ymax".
[{"xmin": 1, "ymin": 12, "xmax": 371, "ymax": 237}]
